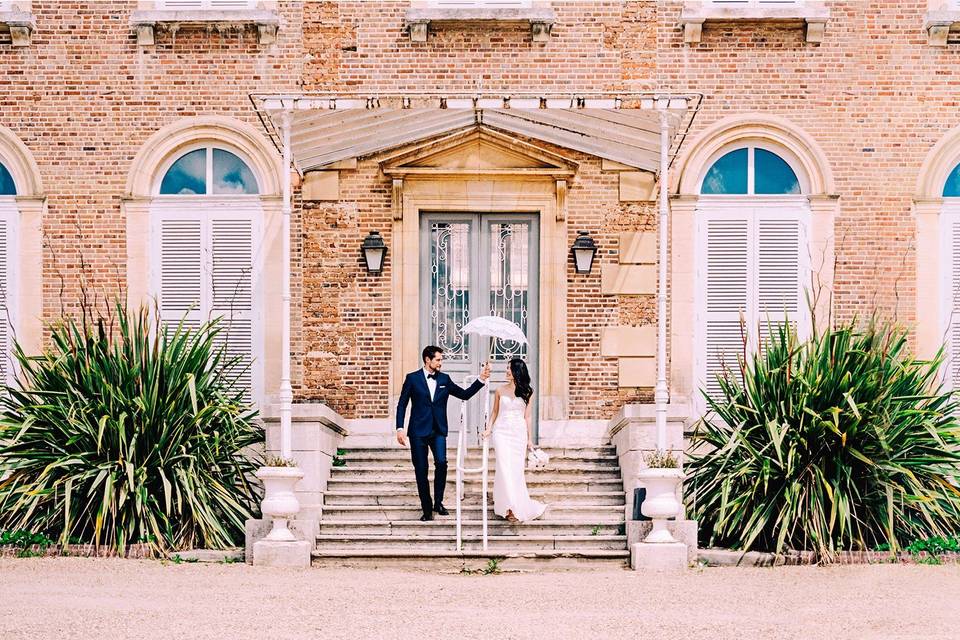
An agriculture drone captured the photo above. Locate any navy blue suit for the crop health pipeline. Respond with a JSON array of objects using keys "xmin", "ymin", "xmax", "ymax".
[{"xmin": 396, "ymin": 370, "xmax": 485, "ymax": 515}]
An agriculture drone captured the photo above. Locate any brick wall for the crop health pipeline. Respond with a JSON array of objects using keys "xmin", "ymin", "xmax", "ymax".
[
  {"xmin": 0, "ymin": 0, "xmax": 302, "ymax": 321},
  {"xmin": 6, "ymin": 1, "xmax": 960, "ymax": 422}
]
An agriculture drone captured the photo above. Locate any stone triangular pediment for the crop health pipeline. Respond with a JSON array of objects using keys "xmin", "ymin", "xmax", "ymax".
[{"xmin": 380, "ymin": 127, "xmax": 578, "ymax": 177}]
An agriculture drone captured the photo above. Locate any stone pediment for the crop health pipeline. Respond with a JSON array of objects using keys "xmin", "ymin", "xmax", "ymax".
[{"xmin": 379, "ymin": 127, "xmax": 578, "ymax": 178}]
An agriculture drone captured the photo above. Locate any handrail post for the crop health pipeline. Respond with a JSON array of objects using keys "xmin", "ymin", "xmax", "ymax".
[
  {"xmin": 456, "ymin": 389, "xmax": 467, "ymax": 552},
  {"xmin": 481, "ymin": 438, "xmax": 489, "ymax": 551}
]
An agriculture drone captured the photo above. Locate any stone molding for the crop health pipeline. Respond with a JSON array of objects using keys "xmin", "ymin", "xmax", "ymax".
[
  {"xmin": 916, "ymin": 122, "xmax": 960, "ymax": 199},
  {"xmin": 404, "ymin": 6, "xmax": 555, "ymax": 43},
  {"xmin": 129, "ymin": 8, "xmax": 280, "ymax": 46},
  {"xmin": 679, "ymin": 1, "xmax": 829, "ymax": 45},
  {"xmin": 0, "ymin": 123, "xmax": 43, "ymax": 196},
  {"xmin": 924, "ymin": 10, "xmax": 960, "ymax": 46},
  {"xmin": 125, "ymin": 115, "xmax": 282, "ymax": 197},
  {"xmin": 0, "ymin": 7, "xmax": 35, "ymax": 46}
]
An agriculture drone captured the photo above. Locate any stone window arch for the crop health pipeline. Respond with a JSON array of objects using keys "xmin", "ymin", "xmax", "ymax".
[
  {"xmin": 669, "ymin": 115, "xmax": 836, "ymax": 413},
  {"xmin": 125, "ymin": 116, "xmax": 282, "ymax": 405}
]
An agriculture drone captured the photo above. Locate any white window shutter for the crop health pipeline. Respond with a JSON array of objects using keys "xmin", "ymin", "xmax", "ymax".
[
  {"xmin": 158, "ymin": 0, "xmax": 205, "ymax": 9},
  {"xmin": 0, "ymin": 217, "xmax": 9, "ymax": 385},
  {"xmin": 704, "ymin": 217, "xmax": 750, "ymax": 399},
  {"xmin": 208, "ymin": 0, "xmax": 257, "ymax": 9},
  {"xmin": 159, "ymin": 217, "xmax": 203, "ymax": 324},
  {"xmin": 158, "ymin": 0, "xmax": 255, "ymax": 9},
  {"xmin": 948, "ymin": 218, "xmax": 960, "ymax": 391},
  {"xmin": 757, "ymin": 217, "xmax": 802, "ymax": 352},
  {"xmin": 210, "ymin": 217, "xmax": 255, "ymax": 400}
]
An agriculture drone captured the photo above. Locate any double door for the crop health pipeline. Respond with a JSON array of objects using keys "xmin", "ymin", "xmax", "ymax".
[{"xmin": 420, "ymin": 213, "xmax": 539, "ymax": 443}]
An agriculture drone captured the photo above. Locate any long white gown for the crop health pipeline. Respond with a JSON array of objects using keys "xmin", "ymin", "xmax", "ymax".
[{"xmin": 491, "ymin": 394, "xmax": 547, "ymax": 522}]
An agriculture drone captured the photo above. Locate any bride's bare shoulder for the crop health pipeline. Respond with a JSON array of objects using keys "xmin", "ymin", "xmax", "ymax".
[{"xmin": 495, "ymin": 384, "xmax": 511, "ymax": 395}]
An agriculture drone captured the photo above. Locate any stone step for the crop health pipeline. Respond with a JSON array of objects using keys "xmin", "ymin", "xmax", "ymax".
[
  {"xmin": 340, "ymin": 446, "xmax": 617, "ymax": 457},
  {"xmin": 335, "ymin": 456, "xmax": 619, "ymax": 470},
  {"xmin": 321, "ymin": 504, "xmax": 625, "ymax": 521},
  {"xmin": 317, "ymin": 519, "xmax": 625, "ymax": 537},
  {"xmin": 322, "ymin": 490, "xmax": 627, "ymax": 507},
  {"xmin": 330, "ymin": 465, "xmax": 621, "ymax": 481},
  {"xmin": 314, "ymin": 534, "xmax": 627, "ymax": 551},
  {"xmin": 310, "ymin": 549, "xmax": 631, "ymax": 571},
  {"xmin": 340, "ymin": 449, "xmax": 619, "ymax": 462},
  {"xmin": 326, "ymin": 478, "xmax": 624, "ymax": 493}
]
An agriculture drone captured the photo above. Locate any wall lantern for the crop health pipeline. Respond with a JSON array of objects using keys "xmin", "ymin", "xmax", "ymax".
[
  {"xmin": 571, "ymin": 230, "xmax": 598, "ymax": 274},
  {"xmin": 361, "ymin": 230, "xmax": 387, "ymax": 274}
]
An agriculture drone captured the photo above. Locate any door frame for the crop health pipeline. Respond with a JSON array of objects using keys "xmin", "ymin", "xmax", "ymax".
[
  {"xmin": 418, "ymin": 211, "xmax": 541, "ymax": 440},
  {"xmin": 390, "ymin": 179, "xmax": 568, "ymax": 429}
]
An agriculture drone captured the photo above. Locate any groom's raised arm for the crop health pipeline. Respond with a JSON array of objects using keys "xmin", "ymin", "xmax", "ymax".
[
  {"xmin": 448, "ymin": 377, "xmax": 485, "ymax": 401},
  {"xmin": 396, "ymin": 374, "xmax": 412, "ymax": 430}
]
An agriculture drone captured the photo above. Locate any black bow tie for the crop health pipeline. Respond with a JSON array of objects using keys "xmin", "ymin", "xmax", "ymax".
[{"xmin": 427, "ymin": 373, "xmax": 438, "ymax": 380}]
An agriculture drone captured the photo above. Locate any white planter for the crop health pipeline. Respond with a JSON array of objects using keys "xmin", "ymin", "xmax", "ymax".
[
  {"xmin": 256, "ymin": 466, "xmax": 304, "ymax": 542},
  {"xmin": 639, "ymin": 467, "xmax": 684, "ymax": 544}
]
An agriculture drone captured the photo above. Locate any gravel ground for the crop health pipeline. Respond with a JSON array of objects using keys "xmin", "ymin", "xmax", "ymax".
[{"xmin": 1, "ymin": 558, "xmax": 958, "ymax": 640}]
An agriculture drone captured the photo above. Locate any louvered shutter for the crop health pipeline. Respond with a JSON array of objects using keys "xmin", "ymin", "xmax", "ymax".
[
  {"xmin": 210, "ymin": 216, "xmax": 255, "ymax": 401},
  {"xmin": 757, "ymin": 215, "xmax": 802, "ymax": 353},
  {"xmin": 946, "ymin": 212, "xmax": 960, "ymax": 391},
  {"xmin": 703, "ymin": 217, "xmax": 750, "ymax": 399},
  {"xmin": 0, "ymin": 208, "xmax": 11, "ymax": 385},
  {"xmin": 158, "ymin": 216, "xmax": 203, "ymax": 335}
]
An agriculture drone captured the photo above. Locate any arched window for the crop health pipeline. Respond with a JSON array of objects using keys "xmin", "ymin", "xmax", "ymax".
[
  {"xmin": 151, "ymin": 144, "xmax": 262, "ymax": 402},
  {"xmin": 701, "ymin": 146, "xmax": 801, "ymax": 195},
  {"xmin": 696, "ymin": 144, "xmax": 808, "ymax": 403},
  {"xmin": 159, "ymin": 147, "xmax": 259, "ymax": 195},
  {"xmin": 0, "ymin": 161, "xmax": 15, "ymax": 196},
  {"xmin": 944, "ymin": 161, "xmax": 960, "ymax": 198}
]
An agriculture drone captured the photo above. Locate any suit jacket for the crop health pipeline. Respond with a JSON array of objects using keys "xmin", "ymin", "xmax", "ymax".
[{"xmin": 395, "ymin": 369, "xmax": 485, "ymax": 437}]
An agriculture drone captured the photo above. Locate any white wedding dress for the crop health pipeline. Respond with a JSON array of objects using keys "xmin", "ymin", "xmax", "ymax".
[{"xmin": 491, "ymin": 394, "xmax": 547, "ymax": 522}]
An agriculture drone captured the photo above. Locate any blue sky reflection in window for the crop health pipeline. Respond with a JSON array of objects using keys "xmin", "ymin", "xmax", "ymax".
[
  {"xmin": 0, "ymin": 162, "xmax": 15, "ymax": 195},
  {"xmin": 212, "ymin": 149, "xmax": 258, "ymax": 195},
  {"xmin": 160, "ymin": 149, "xmax": 206, "ymax": 195},
  {"xmin": 945, "ymin": 162, "xmax": 960, "ymax": 198}
]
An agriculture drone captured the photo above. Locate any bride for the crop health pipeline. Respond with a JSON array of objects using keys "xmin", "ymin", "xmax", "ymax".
[{"xmin": 482, "ymin": 358, "xmax": 546, "ymax": 523}]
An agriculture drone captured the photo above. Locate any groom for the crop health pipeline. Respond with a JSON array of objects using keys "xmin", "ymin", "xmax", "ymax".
[{"xmin": 396, "ymin": 346, "xmax": 491, "ymax": 521}]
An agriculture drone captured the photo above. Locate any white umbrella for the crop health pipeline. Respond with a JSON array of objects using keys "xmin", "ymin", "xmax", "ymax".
[
  {"xmin": 461, "ymin": 315, "xmax": 528, "ymax": 345},
  {"xmin": 461, "ymin": 315, "xmax": 528, "ymax": 439}
]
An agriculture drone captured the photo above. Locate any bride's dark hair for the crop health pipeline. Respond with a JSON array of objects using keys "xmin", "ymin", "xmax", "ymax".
[{"xmin": 509, "ymin": 358, "xmax": 533, "ymax": 405}]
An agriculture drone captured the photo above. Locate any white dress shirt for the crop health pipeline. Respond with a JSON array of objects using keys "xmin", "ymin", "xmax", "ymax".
[{"xmin": 423, "ymin": 367, "xmax": 438, "ymax": 401}]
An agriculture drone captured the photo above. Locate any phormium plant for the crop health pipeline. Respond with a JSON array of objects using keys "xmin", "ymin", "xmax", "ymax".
[
  {"xmin": 687, "ymin": 317, "xmax": 960, "ymax": 557},
  {"xmin": 0, "ymin": 303, "xmax": 263, "ymax": 554}
]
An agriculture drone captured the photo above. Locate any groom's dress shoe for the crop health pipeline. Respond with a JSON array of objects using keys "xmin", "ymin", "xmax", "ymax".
[
  {"xmin": 420, "ymin": 513, "xmax": 434, "ymax": 521},
  {"xmin": 434, "ymin": 505, "xmax": 449, "ymax": 516}
]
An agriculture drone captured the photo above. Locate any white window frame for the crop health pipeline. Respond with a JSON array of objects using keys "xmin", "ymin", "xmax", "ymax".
[
  {"xmin": 156, "ymin": 1, "xmax": 257, "ymax": 10},
  {"xmin": 698, "ymin": 142, "xmax": 809, "ymax": 196},
  {"xmin": 939, "ymin": 199, "xmax": 960, "ymax": 391},
  {"xmin": 427, "ymin": 1, "xmax": 533, "ymax": 7},
  {"xmin": 149, "ymin": 196, "xmax": 265, "ymax": 406},
  {"xmin": 154, "ymin": 144, "xmax": 260, "ymax": 196},
  {"xmin": 693, "ymin": 196, "xmax": 810, "ymax": 415},
  {"xmin": 0, "ymin": 198, "xmax": 19, "ymax": 388},
  {"xmin": 709, "ymin": 1, "xmax": 805, "ymax": 6}
]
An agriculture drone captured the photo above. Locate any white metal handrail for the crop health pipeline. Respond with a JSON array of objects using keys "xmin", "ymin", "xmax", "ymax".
[{"xmin": 455, "ymin": 374, "xmax": 489, "ymax": 551}]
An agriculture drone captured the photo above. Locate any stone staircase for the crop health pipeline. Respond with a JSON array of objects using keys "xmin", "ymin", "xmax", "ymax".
[{"xmin": 313, "ymin": 444, "xmax": 630, "ymax": 570}]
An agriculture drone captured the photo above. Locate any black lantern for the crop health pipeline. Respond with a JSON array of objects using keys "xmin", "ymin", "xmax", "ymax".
[
  {"xmin": 571, "ymin": 230, "xmax": 598, "ymax": 274},
  {"xmin": 361, "ymin": 230, "xmax": 387, "ymax": 274}
]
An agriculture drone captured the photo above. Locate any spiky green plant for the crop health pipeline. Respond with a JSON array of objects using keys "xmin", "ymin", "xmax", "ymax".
[
  {"xmin": 0, "ymin": 303, "xmax": 263, "ymax": 554},
  {"xmin": 687, "ymin": 318, "xmax": 960, "ymax": 557}
]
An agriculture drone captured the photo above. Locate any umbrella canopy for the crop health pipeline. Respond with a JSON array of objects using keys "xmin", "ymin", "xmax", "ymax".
[{"xmin": 461, "ymin": 316, "xmax": 528, "ymax": 344}]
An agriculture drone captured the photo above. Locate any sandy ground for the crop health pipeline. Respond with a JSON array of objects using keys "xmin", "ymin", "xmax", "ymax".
[{"xmin": 1, "ymin": 558, "xmax": 958, "ymax": 640}]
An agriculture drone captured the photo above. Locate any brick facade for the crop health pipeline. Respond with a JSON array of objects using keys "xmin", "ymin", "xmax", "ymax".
[{"xmin": 3, "ymin": 2, "xmax": 960, "ymax": 423}]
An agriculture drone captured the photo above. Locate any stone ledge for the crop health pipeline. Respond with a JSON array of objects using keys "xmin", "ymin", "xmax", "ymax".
[
  {"xmin": 924, "ymin": 10, "xmax": 960, "ymax": 46},
  {"xmin": 405, "ymin": 6, "xmax": 555, "ymax": 43},
  {"xmin": 679, "ymin": 1, "xmax": 829, "ymax": 45},
  {"xmin": 129, "ymin": 9, "xmax": 280, "ymax": 46},
  {"xmin": 0, "ymin": 9, "xmax": 36, "ymax": 47}
]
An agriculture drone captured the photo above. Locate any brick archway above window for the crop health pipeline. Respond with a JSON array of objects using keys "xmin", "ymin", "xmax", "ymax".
[
  {"xmin": 0, "ymin": 124, "xmax": 44, "ymax": 197},
  {"xmin": 672, "ymin": 114, "xmax": 835, "ymax": 197},
  {"xmin": 125, "ymin": 116, "xmax": 281, "ymax": 198}
]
